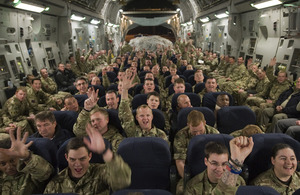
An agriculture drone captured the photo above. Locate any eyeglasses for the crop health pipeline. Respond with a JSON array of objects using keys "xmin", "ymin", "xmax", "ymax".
[{"xmin": 207, "ymin": 159, "xmax": 227, "ymax": 168}]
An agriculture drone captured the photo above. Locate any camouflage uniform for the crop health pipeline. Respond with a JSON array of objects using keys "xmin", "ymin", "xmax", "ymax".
[
  {"xmin": 44, "ymin": 154, "xmax": 131, "ymax": 194},
  {"xmin": 252, "ymin": 168, "xmax": 300, "ymax": 195},
  {"xmin": 26, "ymin": 87, "xmax": 57, "ymax": 114},
  {"xmin": 244, "ymin": 77, "xmax": 271, "ymax": 106},
  {"xmin": 70, "ymin": 62, "xmax": 82, "ymax": 77},
  {"xmin": 40, "ymin": 77, "xmax": 57, "ymax": 95},
  {"xmin": 118, "ymin": 99, "xmax": 168, "ymax": 142},
  {"xmin": 174, "ymin": 125, "xmax": 219, "ymax": 195},
  {"xmin": 173, "ymin": 125, "xmax": 220, "ymax": 161},
  {"xmin": 0, "ymin": 154, "xmax": 53, "ymax": 195},
  {"xmin": 73, "ymin": 108, "xmax": 124, "ymax": 153},
  {"xmin": 2, "ymin": 95, "xmax": 34, "ymax": 134},
  {"xmin": 219, "ymin": 63, "xmax": 247, "ymax": 91},
  {"xmin": 185, "ymin": 169, "xmax": 246, "ymax": 195}
]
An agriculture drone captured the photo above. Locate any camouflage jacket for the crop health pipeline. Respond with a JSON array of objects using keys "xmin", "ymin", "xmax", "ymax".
[
  {"xmin": 0, "ymin": 154, "xmax": 53, "ymax": 195},
  {"xmin": 44, "ymin": 154, "xmax": 131, "ymax": 195},
  {"xmin": 2, "ymin": 96, "xmax": 30, "ymax": 125},
  {"xmin": 26, "ymin": 87, "xmax": 56, "ymax": 114},
  {"xmin": 73, "ymin": 108, "xmax": 124, "ymax": 153},
  {"xmin": 252, "ymin": 168, "xmax": 300, "ymax": 195},
  {"xmin": 119, "ymin": 99, "xmax": 168, "ymax": 142},
  {"xmin": 255, "ymin": 77, "xmax": 271, "ymax": 98},
  {"xmin": 173, "ymin": 125, "xmax": 219, "ymax": 160},
  {"xmin": 268, "ymin": 80, "xmax": 291, "ymax": 101},
  {"xmin": 40, "ymin": 77, "xmax": 57, "ymax": 95},
  {"xmin": 185, "ymin": 169, "xmax": 245, "ymax": 195},
  {"xmin": 229, "ymin": 63, "xmax": 247, "ymax": 82}
]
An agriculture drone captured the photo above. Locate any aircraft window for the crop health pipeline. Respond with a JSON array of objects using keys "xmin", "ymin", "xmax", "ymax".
[
  {"xmin": 280, "ymin": 39, "xmax": 284, "ymax": 47},
  {"xmin": 249, "ymin": 20, "xmax": 254, "ymax": 32},
  {"xmin": 288, "ymin": 40, "xmax": 294, "ymax": 48},
  {"xmin": 284, "ymin": 55, "xmax": 289, "ymax": 61},
  {"xmin": 4, "ymin": 45, "xmax": 11, "ymax": 53},
  {"xmin": 6, "ymin": 27, "xmax": 16, "ymax": 34},
  {"xmin": 15, "ymin": 44, "xmax": 20, "ymax": 52}
]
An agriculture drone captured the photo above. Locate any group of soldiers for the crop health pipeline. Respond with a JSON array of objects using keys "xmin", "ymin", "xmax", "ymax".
[{"xmin": 0, "ymin": 37, "xmax": 299, "ymax": 194}]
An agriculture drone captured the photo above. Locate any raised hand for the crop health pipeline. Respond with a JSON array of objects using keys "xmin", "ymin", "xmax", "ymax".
[
  {"xmin": 229, "ymin": 136, "xmax": 254, "ymax": 164},
  {"xmin": 0, "ymin": 127, "xmax": 33, "ymax": 159},
  {"xmin": 85, "ymin": 88, "xmax": 99, "ymax": 111},
  {"xmin": 269, "ymin": 57, "xmax": 276, "ymax": 67},
  {"xmin": 83, "ymin": 123, "xmax": 105, "ymax": 154}
]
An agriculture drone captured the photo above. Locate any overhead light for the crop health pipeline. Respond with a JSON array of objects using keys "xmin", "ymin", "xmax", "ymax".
[
  {"xmin": 90, "ymin": 19, "xmax": 101, "ymax": 25},
  {"xmin": 119, "ymin": 9, "xmax": 123, "ymax": 13},
  {"xmin": 71, "ymin": 14, "xmax": 85, "ymax": 21},
  {"xmin": 167, "ymin": 19, "xmax": 171, "ymax": 24},
  {"xmin": 187, "ymin": 21, "xmax": 193, "ymax": 25},
  {"xmin": 176, "ymin": 8, "xmax": 181, "ymax": 12},
  {"xmin": 44, "ymin": 7, "xmax": 50, "ymax": 11},
  {"xmin": 200, "ymin": 17, "xmax": 210, "ymax": 23},
  {"xmin": 251, "ymin": 0, "xmax": 283, "ymax": 9},
  {"xmin": 215, "ymin": 11, "xmax": 229, "ymax": 19},
  {"xmin": 14, "ymin": 1, "xmax": 46, "ymax": 13}
]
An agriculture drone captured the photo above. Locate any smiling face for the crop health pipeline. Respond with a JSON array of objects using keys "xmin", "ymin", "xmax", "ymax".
[
  {"xmin": 0, "ymin": 153, "xmax": 18, "ymax": 176},
  {"xmin": 136, "ymin": 106, "xmax": 153, "ymax": 131},
  {"xmin": 65, "ymin": 147, "xmax": 92, "ymax": 179},
  {"xmin": 205, "ymin": 153, "xmax": 228, "ymax": 183},
  {"xmin": 272, "ymin": 147, "xmax": 297, "ymax": 181},
  {"xmin": 147, "ymin": 95, "xmax": 160, "ymax": 109}
]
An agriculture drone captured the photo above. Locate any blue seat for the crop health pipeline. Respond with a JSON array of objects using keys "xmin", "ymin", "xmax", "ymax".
[
  {"xmin": 107, "ymin": 109, "xmax": 126, "ymax": 137},
  {"xmin": 117, "ymin": 137, "xmax": 171, "ymax": 190},
  {"xmin": 53, "ymin": 111, "xmax": 78, "ymax": 134},
  {"xmin": 177, "ymin": 107, "xmax": 215, "ymax": 130},
  {"xmin": 73, "ymin": 94, "xmax": 88, "ymax": 107},
  {"xmin": 112, "ymin": 189, "xmax": 173, "ymax": 195},
  {"xmin": 236, "ymin": 186, "xmax": 280, "ymax": 195},
  {"xmin": 168, "ymin": 83, "xmax": 193, "ymax": 96},
  {"xmin": 57, "ymin": 138, "xmax": 112, "ymax": 171},
  {"xmin": 217, "ymin": 106, "xmax": 256, "ymax": 134},
  {"xmin": 202, "ymin": 92, "xmax": 234, "ymax": 111},
  {"xmin": 183, "ymin": 70, "xmax": 195, "ymax": 80},
  {"xmin": 171, "ymin": 93, "xmax": 201, "ymax": 112},
  {"xmin": 134, "ymin": 83, "xmax": 160, "ymax": 95},
  {"xmin": 27, "ymin": 138, "xmax": 58, "ymax": 171},
  {"xmin": 90, "ymin": 85, "xmax": 106, "ymax": 98},
  {"xmin": 132, "ymin": 94, "xmax": 148, "ymax": 110},
  {"xmin": 245, "ymin": 133, "xmax": 300, "ymax": 183},
  {"xmin": 107, "ymin": 83, "xmax": 118, "ymax": 91},
  {"xmin": 185, "ymin": 134, "xmax": 233, "ymax": 178},
  {"xmin": 164, "ymin": 74, "xmax": 186, "ymax": 88},
  {"xmin": 193, "ymin": 82, "xmax": 206, "ymax": 94}
]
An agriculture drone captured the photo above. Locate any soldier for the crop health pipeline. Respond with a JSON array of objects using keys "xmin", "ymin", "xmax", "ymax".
[
  {"xmin": 0, "ymin": 127, "xmax": 54, "ymax": 194},
  {"xmin": 26, "ymin": 78, "xmax": 57, "ymax": 114},
  {"xmin": 75, "ymin": 76, "xmax": 89, "ymax": 95},
  {"xmin": 242, "ymin": 68, "xmax": 270, "ymax": 106},
  {"xmin": 214, "ymin": 93, "xmax": 230, "ymax": 120},
  {"xmin": 174, "ymin": 110, "xmax": 219, "ymax": 194},
  {"xmin": 69, "ymin": 54, "xmax": 82, "ymax": 76},
  {"xmin": 90, "ymin": 76, "xmax": 101, "ymax": 86},
  {"xmin": 65, "ymin": 62, "xmax": 77, "ymax": 83},
  {"xmin": 257, "ymin": 77, "xmax": 300, "ymax": 132},
  {"xmin": 73, "ymin": 88, "xmax": 123, "ymax": 153},
  {"xmin": 30, "ymin": 111, "xmax": 73, "ymax": 148},
  {"xmin": 105, "ymin": 90, "xmax": 120, "ymax": 110},
  {"xmin": 198, "ymin": 77, "xmax": 221, "ymax": 101},
  {"xmin": 44, "ymin": 127, "xmax": 131, "ymax": 194},
  {"xmin": 274, "ymin": 118, "xmax": 300, "ymax": 141},
  {"xmin": 60, "ymin": 94, "xmax": 81, "ymax": 113},
  {"xmin": 252, "ymin": 143, "xmax": 300, "ymax": 194},
  {"xmin": 2, "ymin": 86, "xmax": 34, "ymax": 135},
  {"xmin": 119, "ymin": 70, "xmax": 168, "ymax": 142},
  {"xmin": 230, "ymin": 124, "xmax": 263, "ymax": 137},
  {"xmin": 185, "ymin": 136, "xmax": 254, "ymax": 195},
  {"xmin": 40, "ymin": 68, "xmax": 57, "ymax": 94},
  {"xmin": 55, "ymin": 63, "xmax": 72, "ymax": 92}
]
